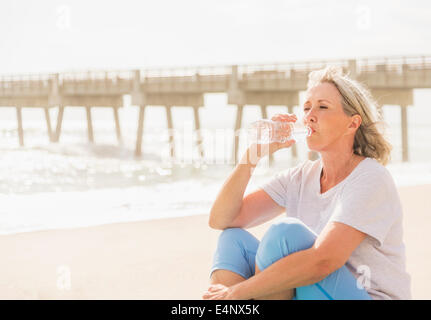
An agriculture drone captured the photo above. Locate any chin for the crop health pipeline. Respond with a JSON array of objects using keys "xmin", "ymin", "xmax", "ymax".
[
  {"xmin": 306, "ymin": 139, "xmax": 319, "ymax": 152},
  {"xmin": 306, "ymin": 135, "xmax": 328, "ymax": 153}
]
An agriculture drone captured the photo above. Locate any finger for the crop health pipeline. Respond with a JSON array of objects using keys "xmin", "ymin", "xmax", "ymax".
[
  {"xmin": 280, "ymin": 115, "xmax": 297, "ymax": 122},
  {"xmin": 210, "ymin": 293, "xmax": 225, "ymax": 300},
  {"xmin": 204, "ymin": 292, "xmax": 216, "ymax": 300},
  {"xmin": 281, "ymin": 113, "xmax": 297, "ymax": 119},
  {"xmin": 208, "ymin": 284, "xmax": 223, "ymax": 291},
  {"xmin": 203, "ymin": 291, "xmax": 215, "ymax": 299},
  {"xmin": 283, "ymin": 139, "xmax": 296, "ymax": 147},
  {"xmin": 275, "ymin": 113, "xmax": 297, "ymax": 118},
  {"xmin": 271, "ymin": 113, "xmax": 292, "ymax": 120},
  {"xmin": 271, "ymin": 114, "xmax": 297, "ymax": 122},
  {"xmin": 273, "ymin": 139, "xmax": 295, "ymax": 150}
]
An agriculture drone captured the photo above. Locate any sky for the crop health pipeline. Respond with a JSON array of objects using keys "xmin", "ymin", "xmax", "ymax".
[{"xmin": 0, "ymin": 0, "xmax": 430, "ymax": 74}]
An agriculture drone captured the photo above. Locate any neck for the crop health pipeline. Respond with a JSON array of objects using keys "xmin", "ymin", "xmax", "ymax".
[{"xmin": 320, "ymin": 150, "xmax": 362, "ymax": 186}]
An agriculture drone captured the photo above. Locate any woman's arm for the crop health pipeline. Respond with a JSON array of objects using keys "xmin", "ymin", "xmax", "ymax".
[
  {"xmin": 209, "ymin": 141, "xmax": 294, "ymax": 230},
  {"xmin": 208, "ymin": 149, "xmax": 257, "ymax": 230},
  {"xmin": 209, "ymin": 113, "xmax": 297, "ymax": 230},
  {"xmin": 204, "ymin": 221, "xmax": 367, "ymax": 299},
  {"xmin": 227, "ymin": 189, "xmax": 285, "ymax": 229}
]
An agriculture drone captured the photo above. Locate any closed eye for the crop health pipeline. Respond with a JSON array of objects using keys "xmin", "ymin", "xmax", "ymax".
[{"xmin": 303, "ymin": 106, "xmax": 327, "ymax": 112}]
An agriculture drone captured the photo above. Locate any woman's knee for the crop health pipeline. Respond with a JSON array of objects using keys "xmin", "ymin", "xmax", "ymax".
[
  {"xmin": 265, "ymin": 218, "xmax": 315, "ymax": 245},
  {"xmin": 218, "ymin": 228, "xmax": 253, "ymax": 246},
  {"xmin": 212, "ymin": 228, "xmax": 259, "ymax": 280},
  {"xmin": 256, "ymin": 218, "xmax": 317, "ymax": 270},
  {"xmin": 216, "ymin": 227, "xmax": 260, "ymax": 257}
]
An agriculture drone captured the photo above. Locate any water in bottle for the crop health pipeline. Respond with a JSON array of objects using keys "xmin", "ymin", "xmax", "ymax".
[{"xmin": 247, "ymin": 119, "xmax": 311, "ymax": 144}]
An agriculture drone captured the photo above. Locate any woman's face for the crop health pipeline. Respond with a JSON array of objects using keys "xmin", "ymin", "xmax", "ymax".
[{"xmin": 303, "ymin": 82, "xmax": 359, "ymax": 152}]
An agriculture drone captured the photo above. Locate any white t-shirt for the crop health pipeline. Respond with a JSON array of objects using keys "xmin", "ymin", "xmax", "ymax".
[{"xmin": 260, "ymin": 157, "xmax": 411, "ymax": 300}]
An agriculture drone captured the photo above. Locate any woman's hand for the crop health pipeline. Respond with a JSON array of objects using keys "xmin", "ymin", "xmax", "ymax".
[
  {"xmin": 241, "ymin": 113, "xmax": 297, "ymax": 166},
  {"xmin": 202, "ymin": 284, "xmax": 237, "ymax": 300}
]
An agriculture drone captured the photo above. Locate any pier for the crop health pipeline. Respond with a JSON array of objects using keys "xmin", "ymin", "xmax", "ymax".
[{"xmin": 1, "ymin": 55, "xmax": 430, "ymax": 163}]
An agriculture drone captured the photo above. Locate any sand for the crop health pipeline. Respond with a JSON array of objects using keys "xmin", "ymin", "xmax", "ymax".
[{"xmin": 0, "ymin": 184, "xmax": 429, "ymax": 300}]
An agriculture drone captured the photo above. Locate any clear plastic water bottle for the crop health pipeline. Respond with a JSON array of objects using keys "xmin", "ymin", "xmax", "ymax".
[{"xmin": 247, "ymin": 119, "xmax": 311, "ymax": 144}]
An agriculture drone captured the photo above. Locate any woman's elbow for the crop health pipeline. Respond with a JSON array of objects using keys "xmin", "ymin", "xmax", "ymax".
[
  {"xmin": 208, "ymin": 213, "xmax": 225, "ymax": 230},
  {"xmin": 315, "ymin": 257, "xmax": 343, "ymax": 280},
  {"xmin": 208, "ymin": 219, "xmax": 222, "ymax": 230}
]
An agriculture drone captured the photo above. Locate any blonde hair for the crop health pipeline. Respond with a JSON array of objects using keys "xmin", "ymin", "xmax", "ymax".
[{"xmin": 307, "ymin": 66, "xmax": 392, "ymax": 166}]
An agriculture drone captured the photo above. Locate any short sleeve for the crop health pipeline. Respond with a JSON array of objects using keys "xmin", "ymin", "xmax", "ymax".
[
  {"xmin": 258, "ymin": 163, "xmax": 303, "ymax": 208},
  {"xmin": 328, "ymin": 171, "xmax": 401, "ymax": 247}
]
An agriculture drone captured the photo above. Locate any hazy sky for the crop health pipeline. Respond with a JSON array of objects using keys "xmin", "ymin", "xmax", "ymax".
[{"xmin": 1, "ymin": 0, "xmax": 430, "ymax": 74}]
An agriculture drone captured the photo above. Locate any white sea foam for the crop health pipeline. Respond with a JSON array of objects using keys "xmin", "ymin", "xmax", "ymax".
[{"xmin": 0, "ymin": 155, "xmax": 429, "ymax": 236}]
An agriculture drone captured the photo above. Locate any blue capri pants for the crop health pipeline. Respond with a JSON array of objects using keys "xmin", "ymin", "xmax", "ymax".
[{"xmin": 210, "ymin": 217, "xmax": 371, "ymax": 300}]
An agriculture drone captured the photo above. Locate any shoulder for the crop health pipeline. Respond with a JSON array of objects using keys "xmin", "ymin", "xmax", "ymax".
[
  {"xmin": 350, "ymin": 158, "xmax": 396, "ymax": 189},
  {"xmin": 343, "ymin": 157, "xmax": 400, "ymax": 206},
  {"xmin": 332, "ymin": 158, "xmax": 403, "ymax": 247}
]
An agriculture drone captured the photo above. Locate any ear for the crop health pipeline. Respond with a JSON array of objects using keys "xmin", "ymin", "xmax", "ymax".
[{"xmin": 348, "ymin": 114, "xmax": 362, "ymax": 132}]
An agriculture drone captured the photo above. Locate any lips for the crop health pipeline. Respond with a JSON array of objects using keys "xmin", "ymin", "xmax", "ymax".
[{"xmin": 306, "ymin": 126, "xmax": 316, "ymax": 135}]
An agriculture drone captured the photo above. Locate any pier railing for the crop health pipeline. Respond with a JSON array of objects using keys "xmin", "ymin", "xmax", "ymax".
[{"xmin": 1, "ymin": 55, "xmax": 430, "ymax": 163}]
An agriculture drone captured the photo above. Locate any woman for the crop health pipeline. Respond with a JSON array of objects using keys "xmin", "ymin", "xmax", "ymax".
[{"xmin": 203, "ymin": 66, "xmax": 411, "ymax": 300}]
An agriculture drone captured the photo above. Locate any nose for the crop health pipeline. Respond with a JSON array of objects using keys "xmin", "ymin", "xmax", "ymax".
[{"xmin": 304, "ymin": 108, "xmax": 317, "ymax": 124}]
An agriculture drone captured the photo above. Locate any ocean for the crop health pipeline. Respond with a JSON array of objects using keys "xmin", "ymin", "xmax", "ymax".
[{"xmin": 0, "ymin": 91, "xmax": 430, "ymax": 235}]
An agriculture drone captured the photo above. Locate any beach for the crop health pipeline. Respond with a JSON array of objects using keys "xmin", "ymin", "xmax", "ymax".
[
  {"xmin": 1, "ymin": 0, "xmax": 431, "ymax": 303},
  {"xmin": 0, "ymin": 184, "xmax": 429, "ymax": 300}
]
